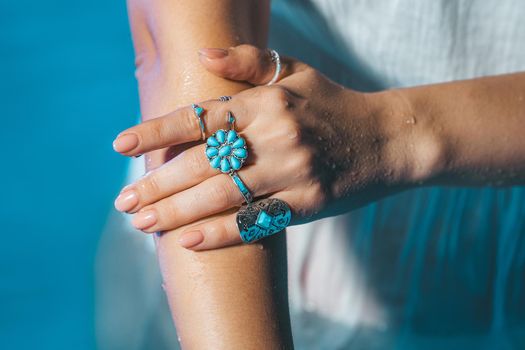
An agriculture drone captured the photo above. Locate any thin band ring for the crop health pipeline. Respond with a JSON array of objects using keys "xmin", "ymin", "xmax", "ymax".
[
  {"xmin": 218, "ymin": 95, "xmax": 232, "ymax": 102},
  {"xmin": 191, "ymin": 103, "xmax": 206, "ymax": 141},
  {"xmin": 230, "ymin": 172, "xmax": 253, "ymax": 203},
  {"xmin": 266, "ymin": 49, "xmax": 282, "ymax": 86}
]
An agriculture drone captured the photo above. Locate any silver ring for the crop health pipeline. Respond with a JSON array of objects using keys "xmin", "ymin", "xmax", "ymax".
[
  {"xmin": 191, "ymin": 104, "xmax": 206, "ymax": 141},
  {"xmin": 218, "ymin": 95, "xmax": 232, "ymax": 102},
  {"xmin": 230, "ymin": 172, "xmax": 253, "ymax": 203},
  {"xmin": 237, "ymin": 198, "xmax": 292, "ymax": 243},
  {"xmin": 266, "ymin": 49, "xmax": 282, "ymax": 86}
]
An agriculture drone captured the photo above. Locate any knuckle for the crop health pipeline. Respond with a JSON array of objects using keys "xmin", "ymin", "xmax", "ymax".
[
  {"xmin": 159, "ymin": 199, "xmax": 178, "ymax": 226},
  {"xmin": 296, "ymin": 148, "xmax": 315, "ymax": 167},
  {"xmin": 302, "ymin": 65, "xmax": 319, "ymax": 80},
  {"xmin": 268, "ymin": 86, "xmax": 289, "ymax": 103},
  {"xmin": 295, "ymin": 181, "xmax": 327, "ymax": 219},
  {"xmin": 280, "ymin": 119, "xmax": 302, "ymax": 145},
  {"xmin": 207, "ymin": 222, "xmax": 230, "ymax": 243},
  {"xmin": 138, "ymin": 173, "xmax": 161, "ymax": 198},
  {"xmin": 185, "ymin": 148, "xmax": 208, "ymax": 178},
  {"xmin": 208, "ymin": 181, "xmax": 235, "ymax": 206},
  {"xmin": 145, "ymin": 120, "xmax": 164, "ymax": 144}
]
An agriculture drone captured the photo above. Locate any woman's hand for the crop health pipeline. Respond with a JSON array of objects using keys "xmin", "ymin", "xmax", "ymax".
[{"xmin": 113, "ymin": 45, "xmax": 424, "ymax": 250}]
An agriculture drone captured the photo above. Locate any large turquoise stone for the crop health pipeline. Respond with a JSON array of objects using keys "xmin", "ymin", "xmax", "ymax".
[
  {"xmin": 206, "ymin": 147, "xmax": 218, "ymax": 158},
  {"xmin": 218, "ymin": 145, "xmax": 232, "ymax": 157},
  {"xmin": 226, "ymin": 130, "xmax": 237, "ymax": 143},
  {"xmin": 232, "ymin": 137, "xmax": 245, "ymax": 148},
  {"xmin": 233, "ymin": 148, "xmax": 247, "ymax": 159},
  {"xmin": 256, "ymin": 210, "xmax": 272, "ymax": 229},
  {"xmin": 215, "ymin": 129, "xmax": 226, "ymax": 143},
  {"xmin": 207, "ymin": 136, "xmax": 220, "ymax": 147},
  {"xmin": 210, "ymin": 156, "xmax": 221, "ymax": 169},
  {"xmin": 220, "ymin": 158, "xmax": 231, "ymax": 173},
  {"xmin": 230, "ymin": 156, "xmax": 242, "ymax": 170}
]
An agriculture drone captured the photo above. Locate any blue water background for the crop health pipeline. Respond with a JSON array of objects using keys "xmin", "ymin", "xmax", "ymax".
[{"xmin": 0, "ymin": 1, "xmax": 136, "ymax": 348}]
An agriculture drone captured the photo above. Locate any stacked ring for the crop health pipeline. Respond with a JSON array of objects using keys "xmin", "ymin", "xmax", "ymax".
[
  {"xmin": 201, "ymin": 107, "xmax": 293, "ymax": 244},
  {"xmin": 205, "ymin": 111, "xmax": 252, "ymax": 203},
  {"xmin": 191, "ymin": 104, "xmax": 206, "ymax": 141},
  {"xmin": 266, "ymin": 49, "xmax": 282, "ymax": 86}
]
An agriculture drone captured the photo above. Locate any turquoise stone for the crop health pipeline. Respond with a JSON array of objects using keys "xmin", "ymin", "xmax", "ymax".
[
  {"xmin": 206, "ymin": 147, "xmax": 218, "ymax": 158},
  {"xmin": 232, "ymin": 137, "xmax": 245, "ymax": 148},
  {"xmin": 194, "ymin": 106, "xmax": 204, "ymax": 117},
  {"xmin": 233, "ymin": 148, "xmax": 247, "ymax": 159},
  {"xmin": 207, "ymin": 136, "xmax": 220, "ymax": 147},
  {"xmin": 228, "ymin": 113, "xmax": 235, "ymax": 125},
  {"xmin": 218, "ymin": 145, "xmax": 232, "ymax": 157},
  {"xmin": 210, "ymin": 156, "xmax": 221, "ymax": 169},
  {"xmin": 226, "ymin": 130, "xmax": 237, "ymax": 143},
  {"xmin": 216, "ymin": 129, "xmax": 226, "ymax": 143},
  {"xmin": 230, "ymin": 156, "xmax": 242, "ymax": 170},
  {"xmin": 256, "ymin": 210, "xmax": 272, "ymax": 229},
  {"xmin": 220, "ymin": 158, "xmax": 231, "ymax": 173},
  {"xmin": 232, "ymin": 174, "xmax": 247, "ymax": 192}
]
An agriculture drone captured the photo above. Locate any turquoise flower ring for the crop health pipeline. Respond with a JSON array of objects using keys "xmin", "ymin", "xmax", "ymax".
[
  {"xmin": 236, "ymin": 198, "xmax": 292, "ymax": 243},
  {"xmin": 191, "ymin": 104, "xmax": 206, "ymax": 140},
  {"xmin": 205, "ymin": 128, "xmax": 248, "ymax": 174}
]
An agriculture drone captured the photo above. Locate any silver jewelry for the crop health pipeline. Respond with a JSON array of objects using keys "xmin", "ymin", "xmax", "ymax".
[
  {"xmin": 218, "ymin": 95, "xmax": 232, "ymax": 102},
  {"xmin": 266, "ymin": 49, "xmax": 282, "ymax": 86},
  {"xmin": 237, "ymin": 198, "xmax": 292, "ymax": 243},
  {"xmin": 205, "ymin": 111, "xmax": 252, "ymax": 204},
  {"xmin": 191, "ymin": 104, "xmax": 206, "ymax": 141}
]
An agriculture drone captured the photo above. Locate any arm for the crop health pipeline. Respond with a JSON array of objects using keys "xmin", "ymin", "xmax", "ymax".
[
  {"xmin": 125, "ymin": 1, "xmax": 293, "ymax": 349},
  {"xmin": 390, "ymin": 72, "xmax": 525, "ymax": 187}
]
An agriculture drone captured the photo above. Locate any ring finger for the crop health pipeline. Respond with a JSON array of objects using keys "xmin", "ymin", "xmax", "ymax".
[{"xmin": 131, "ymin": 166, "xmax": 273, "ymax": 233}]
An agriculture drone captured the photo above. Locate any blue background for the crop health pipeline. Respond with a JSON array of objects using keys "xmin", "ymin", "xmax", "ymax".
[{"xmin": 0, "ymin": 1, "xmax": 137, "ymax": 348}]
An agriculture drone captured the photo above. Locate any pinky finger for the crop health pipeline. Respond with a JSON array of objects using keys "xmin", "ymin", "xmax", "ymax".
[{"xmin": 178, "ymin": 213, "xmax": 242, "ymax": 251}]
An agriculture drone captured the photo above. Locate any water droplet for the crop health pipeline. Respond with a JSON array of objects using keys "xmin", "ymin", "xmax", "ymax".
[{"xmin": 405, "ymin": 117, "xmax": 417, "ymax": 124}]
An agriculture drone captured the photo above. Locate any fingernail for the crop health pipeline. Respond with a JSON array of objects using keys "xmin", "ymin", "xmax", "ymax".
[
  {"xmin": 132, "ymin": 210, "xmax": 157, "ymax": 230},
  {"xmin": 114, "ymin": 190, "xmax": 138, "ymax": 212},
  {"xmin": 113, "ymin": 133, "xmax": 139, "ymax": 153},
  {"xmin": 178, "ymin": 230, "xmax": 204, "ymax": 248},
  {"xmin": 198, "ymin": 48, "xmax": 228, "ymax": 59}
]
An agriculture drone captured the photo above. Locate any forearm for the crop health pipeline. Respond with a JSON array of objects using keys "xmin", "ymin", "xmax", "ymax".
[
  {"xmin": 127, "ymin": 1, "xmax": 293, "ymax": 349},
  {"xmin": 382, "ymin": 72, "xmax": 525, "ymax": 187}
]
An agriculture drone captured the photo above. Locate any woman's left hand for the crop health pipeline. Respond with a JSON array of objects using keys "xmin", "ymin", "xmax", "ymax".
[{"xmin": 113, "ymin": 45, "xmax": 418, "ymax": 250}]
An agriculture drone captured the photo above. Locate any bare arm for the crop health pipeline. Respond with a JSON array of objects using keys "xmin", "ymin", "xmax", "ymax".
[{"xmin": 126, "ymin": 1, "xmax": 293, "ymax": 348}]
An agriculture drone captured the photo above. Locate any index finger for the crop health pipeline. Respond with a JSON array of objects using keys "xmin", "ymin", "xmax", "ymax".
[{"xmin": 112, "ymin": 98, "xmax": 245, "ymax": 156}]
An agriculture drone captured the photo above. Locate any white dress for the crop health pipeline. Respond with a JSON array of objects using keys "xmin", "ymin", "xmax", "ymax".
[{"xmin": 97, "ymin": 1, "xmax": 525, "ymax": 349}]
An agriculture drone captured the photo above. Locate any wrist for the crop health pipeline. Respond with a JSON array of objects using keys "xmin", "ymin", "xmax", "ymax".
[{"xmin": 371, "ymin": 88, "xmax": 448, "ymax": 187}]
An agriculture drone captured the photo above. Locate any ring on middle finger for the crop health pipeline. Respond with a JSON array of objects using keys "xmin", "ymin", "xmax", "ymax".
[{"xmin": 205, "ymin": 111, "xmax": 252, "ymax": 203}]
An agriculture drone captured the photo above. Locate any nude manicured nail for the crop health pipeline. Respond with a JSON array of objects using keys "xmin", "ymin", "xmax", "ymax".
[
  {"xmin": 114, "ymin": 190, "xmax": 138, "ymax": 212},
  {"xmin": 113, "ymin": 133, "xmax": 139, "ymax": 153},
  {"xmin": 178, "ymin": 230, "xmax": 204, "ymax": 248},
  {"xmin": 132, "ymin": 210, "xmax": 157, "ymax": 230},
  {"xmin": 198, "ymin": 48, "xmax": 228, "ymax": 59}
]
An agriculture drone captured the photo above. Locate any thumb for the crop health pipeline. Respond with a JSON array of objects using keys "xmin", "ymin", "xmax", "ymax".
[{"xmin": 198, "ymin": 44, "xmax": 304, "ymax": 85}]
